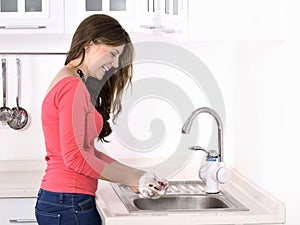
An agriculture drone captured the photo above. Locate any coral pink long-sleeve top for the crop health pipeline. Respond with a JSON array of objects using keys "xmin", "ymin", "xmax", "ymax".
[{"xmin": 40, "ymin": 76, "xmax": 114, "ymax": 196}]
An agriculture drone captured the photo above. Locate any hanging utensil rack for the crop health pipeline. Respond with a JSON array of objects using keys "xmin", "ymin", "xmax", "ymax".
[{"xmin": 0, "ymin": 52, "xmax": 66, "ymax": 129}]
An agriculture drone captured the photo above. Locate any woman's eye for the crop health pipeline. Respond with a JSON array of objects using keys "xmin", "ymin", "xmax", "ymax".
[{"xmin": 110, "ymin": 51, "xmax": 117, "ymax": 57}]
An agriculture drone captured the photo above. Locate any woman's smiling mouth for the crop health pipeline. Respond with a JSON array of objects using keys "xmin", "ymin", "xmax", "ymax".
[{"xmin": 101, "ymin": 65, "xmax": 109, "ymax": 73}]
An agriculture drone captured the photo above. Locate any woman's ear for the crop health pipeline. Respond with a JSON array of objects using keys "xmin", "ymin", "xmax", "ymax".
[{"xmin": 84, "ymin": 40, "xmax": 94, "ymax": 50}]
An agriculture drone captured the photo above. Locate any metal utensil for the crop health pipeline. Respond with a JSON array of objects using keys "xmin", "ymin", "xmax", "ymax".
[
  {"xmin": 8, "ymin": 58, "xmax": 28, "ymax": 130},
  {"xmin": 0, "ymin": 58, "xmax": 13, "ymax": 122}
]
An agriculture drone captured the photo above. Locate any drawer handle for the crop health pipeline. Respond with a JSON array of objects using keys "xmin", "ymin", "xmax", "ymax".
[
  {"xmin": 9, "ymin": 219, "xmax": 37, "ymax": 223},
  {"xmin": 0, "ymin": 25, "xmax": 46, "ymax": 29}
]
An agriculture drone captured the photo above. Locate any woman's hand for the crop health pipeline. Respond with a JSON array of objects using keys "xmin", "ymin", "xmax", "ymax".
[{"xmin": 138, "ymin": 172, "xmax": 169, "ymax": 199}]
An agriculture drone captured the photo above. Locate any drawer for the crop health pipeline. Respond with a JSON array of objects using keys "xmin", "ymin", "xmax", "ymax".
[{"xmin": 0, "ymin": 197, "xmax": 37, "ymax": 225}]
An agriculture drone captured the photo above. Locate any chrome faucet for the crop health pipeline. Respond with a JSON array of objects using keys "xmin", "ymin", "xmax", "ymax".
[
  {"xmin": 182, "ymin": 107, "xmax": 224, "ymax": 162},
  {"xmin": 182, "ymin": 107, "xmax": 229, "ymax": 194}
]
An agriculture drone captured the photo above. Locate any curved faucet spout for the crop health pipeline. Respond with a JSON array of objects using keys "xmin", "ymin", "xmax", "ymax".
[{"xmin": 182, "ymin": 107, "xmax": 224, "ymax": 162}]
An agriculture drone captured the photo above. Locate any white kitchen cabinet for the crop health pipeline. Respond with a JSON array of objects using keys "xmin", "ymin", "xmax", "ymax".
[
  {"xmin": 139, "ymin": 0, "xmax": 283, "ymax": 41},
  {"xmin": 0, "ymin": 0, "xmax": 283, "ymax": 41},
  {"xmin": 137, "ymin": 0, "xmax": 187, "ymax": 38},
  {"xmin": 137, "ymin": 0, "xmax": 161, "ymax": 28},
  {"xmin": 137, "ymin": 0, "xmax": 190, "ymax": 40},
  {"xmin": 159, "ymin": 0, "xmax": 188, "ymax": 41},
  {"xmin": 64, "ymin": 0, "xmax": 138, "ymax": 34},
  {"xmin": 0, "ymin": 197, "xmax": 37, "ymax": 225},
  {"xmin": 0, "ymin": 0, "xmax": 64, "ymax": 34}
]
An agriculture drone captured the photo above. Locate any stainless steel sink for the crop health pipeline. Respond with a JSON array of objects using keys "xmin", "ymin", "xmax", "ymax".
[
  {"xmin": 134, "ymin": 196, "xmax": 229, "ymax": 210},
  {"xmin": 111, "ymin": 181, "xmax": 248, "ymax": 213}
]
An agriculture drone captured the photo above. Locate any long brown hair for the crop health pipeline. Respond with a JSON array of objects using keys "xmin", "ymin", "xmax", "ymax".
[{"xmin": 65, "ymin": 14, "xmax": 134, "ymax": 142}]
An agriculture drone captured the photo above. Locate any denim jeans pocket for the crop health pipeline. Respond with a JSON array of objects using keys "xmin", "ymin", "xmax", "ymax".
[
  {"xmin": 75, "ymin": 198, "xmax": 101, "ymax": 225},
  {"xmin": 77, "ymin": 197, "xmax": 94, "ymax": 211},
  {"xmin": 35, "ymin": 209, "xmax": 60, "ymax": 225}
]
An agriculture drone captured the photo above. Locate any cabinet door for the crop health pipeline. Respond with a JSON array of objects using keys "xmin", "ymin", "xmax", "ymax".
[
  {"xmin": 138, "ymin": 0, "xmax": 160, "ymax": 27},
  {"xmin": 139, "ymin": 0, "xmax": 282, "ymax": 42},
  {"xmin": 160, "ymin": 0, "xmax": 188, "ymax": 41},
  {"xmin": 65, "ymin": 0, "xmax": 136, "ymax": 34},
  {"xmin": 138, "ymin": 0, "xmax": 188, "ymax": 40},
  {"xmin": 0, "ymin": 197, "xmax": 37, "ymax": 225},
  {"xmin": 0, "ymin": 0, "xmax": 64, "ymax": 34}
]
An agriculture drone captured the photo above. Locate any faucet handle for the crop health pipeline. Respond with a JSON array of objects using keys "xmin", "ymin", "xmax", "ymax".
[
  {"xmin": 188, "ymin": 146, "xmax": 220, "ymax": 159},
  {"xmin": 207, "ymin": 150, "xmax": 219, "ymax": 159},
  {"xmin": 188, "ymin": 146, "xmax": 209, "ymax": 154}
]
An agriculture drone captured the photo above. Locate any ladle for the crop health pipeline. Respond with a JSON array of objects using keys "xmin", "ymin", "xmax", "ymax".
[
  {"xmin": 8, "ymin": 58, "xmax": 28, "ymax": 130},
  {"xmin": 0, "ymin": 58, "xmax": 13, "ymax": 123}
]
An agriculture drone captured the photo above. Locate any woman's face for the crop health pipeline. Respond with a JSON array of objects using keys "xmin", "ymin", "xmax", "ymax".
[{"xmin": 84, "ymin": 42, "xmax": 125, "ymax": 80}]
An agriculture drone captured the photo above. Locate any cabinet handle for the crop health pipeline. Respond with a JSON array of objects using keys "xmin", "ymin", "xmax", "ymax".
[
  {"xmin": 140, "ymin": 25, "xmax": 164, "ymax": 29},
  {"xmin": 9, "ymin": 219, "xmax": 37, "ymax": 223},
  {"xmin": 161, "ymin": 28, "xmax": 175, "ymax": 34},
  {"xmin": 0, "ymin": 25, "xmax": 46, "ymax": 29},
  {"xmin": 139, "ymin": 25, "xmax": 175, "ymax": 33}
]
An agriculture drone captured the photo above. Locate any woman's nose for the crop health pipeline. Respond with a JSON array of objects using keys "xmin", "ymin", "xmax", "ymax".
[{"xmin": 111, "ymin": 57, "xmax": 119, "ymax": 68}]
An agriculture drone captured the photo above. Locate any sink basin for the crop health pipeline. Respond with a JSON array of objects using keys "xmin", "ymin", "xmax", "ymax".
[
  {"xmin": 111, "ymin": 181, "xmax": 248, "ymax": 213},
  {"xmin": 134, "ymin": 195, "xmax": 228, "ymax": 210}
]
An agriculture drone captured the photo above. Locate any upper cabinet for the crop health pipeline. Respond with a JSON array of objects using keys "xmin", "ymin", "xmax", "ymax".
[
  {"xmin": 138, "ymin": 0, "xmax": 283, "ymax": 41},
  {"xmin": 0, "ymin": 0, "xmax": 283, "ymax": 41},
  {"xmin": 137, "ymin": 0, "xmax": 187, "ymax": 40},
  {"xmin": 159, "ymin": 0, "xmax": 188, "ymax": 41},
  {"xmin": 65, "ymin": 0, "xmax": 138, "ymax": 34},
  {"xmin": 0, "ymin": 0, "xmax": 64, "ymax": 34}
]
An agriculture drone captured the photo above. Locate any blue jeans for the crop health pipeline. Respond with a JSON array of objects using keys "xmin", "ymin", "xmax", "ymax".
[{"xmin": 35, "ymin": 189, "xmax": 102, "ymax": 225}]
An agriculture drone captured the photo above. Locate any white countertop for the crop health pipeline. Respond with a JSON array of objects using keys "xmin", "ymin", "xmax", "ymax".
[
  {"xmin": 0, "ymin": 160, "xmax": 44, "ymax": 198},
  {"xmin": 0, "ymin": 160, "xmax": 285, "ymax": 224},
  {"xmin": 96, "ymin": 168, "xmax": 285, "ymax": 225},
  {"xmin": 0, "ymin": 170, "xmax": 43, "ymax": 198}
]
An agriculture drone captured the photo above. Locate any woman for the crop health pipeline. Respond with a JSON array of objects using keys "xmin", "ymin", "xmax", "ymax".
[{"xmin": 35, "ymin": 14, "xmax": 168, "ymax": 225}]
